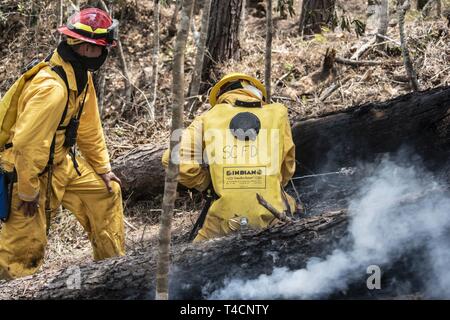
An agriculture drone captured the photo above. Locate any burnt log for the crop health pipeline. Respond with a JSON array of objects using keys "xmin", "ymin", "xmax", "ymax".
[
  {"xmin": 1, "ymin": 204, "xmax": 436, "ymax": 300},
  {"xmin": 112, "ymin": 144, "xmax": 166, "ymax": 199},
  {"xmin": 0, "ymin": 211, "xmax": 351, "ymax": 299},
  {"xmin": 113, "ymin": 86, "xmax": 450, "ymax": 199},
  {"xmin": 293, "ymin": 86, "xmax": 450, "ymax": 176}
]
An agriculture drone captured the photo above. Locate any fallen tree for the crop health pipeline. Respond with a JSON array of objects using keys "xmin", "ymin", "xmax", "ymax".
[
  {"xmin": 114, "ymin": 86, "xmax": 450, "ymax": 198},
  {"xmin": 0, "ymin": 210, "xmax": 350, "ymax": 299},
  {"xmin": 293, "ymin": 86, "xmax": 450, "ymax": 176},
  {"xmin": 112, "ymin": 144, "xmax": 166, "ymax": 199}
]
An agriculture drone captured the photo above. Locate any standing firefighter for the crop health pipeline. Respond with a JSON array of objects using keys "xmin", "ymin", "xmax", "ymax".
[
  {"xmin": 163, "ymin": 73, "xmax": 298, "ymax": 241},
  {"xmin": 0, "ymin": 8, "xmax": 125, "ymax": 280}
]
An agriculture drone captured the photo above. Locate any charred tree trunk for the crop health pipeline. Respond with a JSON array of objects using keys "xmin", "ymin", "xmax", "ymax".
[
  {"xmin": 0, "ymin": 211, "xmax": 350, "ymax": 299},
  {"xmin": 292, "ymin": 86, "xmax": 450, "ymax": 176},
  {"xmin": 200, "ymin": 0, "xmax": 243, "ymax": 93},
  {"xmin": 299, "ymin": 0, "xmax": 336, "ymax": 36},
  {"xmin": 112, "ymin": 87, "xmax": 450, "ymax": 199}
]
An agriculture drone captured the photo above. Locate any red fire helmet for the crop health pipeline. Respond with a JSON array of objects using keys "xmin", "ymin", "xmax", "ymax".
[{"xmin": 58, "ymin": 8, "xmax": 119, "ymax": 47}]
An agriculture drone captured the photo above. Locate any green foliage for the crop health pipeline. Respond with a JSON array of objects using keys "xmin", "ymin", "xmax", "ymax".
[
  {"xmin": 283, "ymin": 62, "xmax": 294, "ymax": 71},
  {"xmin": 338, "ymin": 13, "xmax": 366, "ymax": 37},
  {"xmin": 314, "ymin": 33, "xmax": 327, "ymax": 43}
]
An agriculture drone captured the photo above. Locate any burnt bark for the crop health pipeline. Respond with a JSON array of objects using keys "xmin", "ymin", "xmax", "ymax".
[
  {"xmin": 299, "ymin": 0, "xmax": 336, "ymax": 35},
  {"xmin": 0, "ymin": 211, "xmax": 350, "ymax": 299},
  {"xmin": 293, "ymin": 86, "xmax": 450, "ymax": 176},
  {"xmin": 200, "ymin": 0, "xmax": 243, "ymax": 93}
]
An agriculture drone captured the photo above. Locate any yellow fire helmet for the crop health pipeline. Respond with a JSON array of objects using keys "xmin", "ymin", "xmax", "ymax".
[{"xmin": 209, "ymin": 73, "xmax": 267, "ymax": 107}]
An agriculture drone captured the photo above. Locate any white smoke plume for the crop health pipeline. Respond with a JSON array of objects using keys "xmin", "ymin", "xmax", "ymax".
[{"xmin": 209, "ymin": 157, "xmax": 450, "ymax": 299}]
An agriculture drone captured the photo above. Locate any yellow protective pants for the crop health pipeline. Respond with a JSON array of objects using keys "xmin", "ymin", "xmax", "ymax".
[{"xmin": 0, "ymin": 155, "xmax": 125, "ymax": 280}]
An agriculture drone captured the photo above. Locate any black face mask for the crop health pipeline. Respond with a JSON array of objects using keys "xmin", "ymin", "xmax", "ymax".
[
  {"xmin": 58, "ymin": 41, "xmax": 109, "ymax": 93},
  {"xmin": 73, "ymin": 46, "xmax": 109, "ymax": 72}
]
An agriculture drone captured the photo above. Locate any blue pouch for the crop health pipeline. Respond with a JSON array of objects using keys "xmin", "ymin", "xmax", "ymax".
[{"xmin": 0, "ymin": 170, "xmax": 13, "ymax": 222}]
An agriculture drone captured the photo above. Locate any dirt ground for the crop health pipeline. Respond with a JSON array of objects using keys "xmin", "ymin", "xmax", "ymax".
[{"xmin": 1, "ymin": 0, "xmax": 450, "ymax": 274}]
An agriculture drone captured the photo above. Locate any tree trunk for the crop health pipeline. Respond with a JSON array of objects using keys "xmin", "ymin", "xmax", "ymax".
[
  {"xmin": 265, "ymin": 0, "xmax": 273, "ymax": 102},
  {"xmin": 292, "ymin": 86, "xmax": 450, "ymax": 176},
  {"xmin": 436, "ymin": 0, "xmax": 441, "ymax": 16},
  {"xmin": 417, "ymin": 0, "xmax": 428, "ymax": 10},
  {"xmin": 0, "ymin": 211, "xmax": 351, "ymax": 299},
  {"xmin": 96, "ymin": 1, "xmax": 133, "ymax": 114},
  {"xmin": 299, "ymin": 0, "xmax": 336, "ymax": 36},
  {"xmin": 200, "ymin": 0, "xmax": 243, "ymax": 93},
  {"xmin": 155, "ymin": 0, "xmax": 194, "ymax": 300},
  {"xmin": 377, "ymin": 0, "xmax": 389, "ymax": 41},
  {"xmin": 398, "ymin": 0, "xmax": 419, "ymax": 91},
  {"xmin": 93, "ymin": 67, "xmax": 106, "ymax": 116},
  {"xmin": 367, "ymin": 0, "xmax": 389, "ymax": 42},
  {"xmin": 58, "ymin": 0, "xmax": 64, "ymax": 43},
  {"xmin": 1, "ymin": 201, "xmax": 444, "ymax": 299},
  {"xmin": 148, "ymin": 0, "xmax": 160, "ymax": 121},
  {"xmin": 111, "ymin": 86, "xmax": 450, "ymax": 200},
  {"xmin": 166, "ymin": 0, "xmax": 181, "ymax": 41},
  {"xmin": 188, "ymin": 0, "xmax": 212, "ymax": 103},
  {"xmin": 111, "ymin": 145, "xmax": 166, "ymax": 199}
]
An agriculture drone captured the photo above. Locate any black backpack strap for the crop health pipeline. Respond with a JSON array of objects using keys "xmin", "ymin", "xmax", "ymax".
[
  {"xmin": 51, "ymin": 65, "xmax": 70, "ymax": 131},
  {"xmin": 188, "ymin": 187, "xmax": 217, "ymax": 242},
  {"xmin": 38, "ymin": 65, "xmax": 70, "ymax": 176}
]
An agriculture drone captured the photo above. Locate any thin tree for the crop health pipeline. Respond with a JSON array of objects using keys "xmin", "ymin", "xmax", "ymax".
[
  {"xmin": 58, "ymin": 0, "xmax": 64, "ymax": 43},
  {"xmin": 398, "ymin": 0, "xmax": 419, "ymax": 91},
  {"xmin": 148, "ymin": 0, "xmax": 160, "ymax": 121},
  {"xmin": 436, "ymin": 0, "xmax": 441, "ymax": 16},
  {"xmin": 241, "ymin": 0, "xmax": 247, "ymax": 40},
  {"xmin": 188, "ymin": 0, "xmax": 212, "ymax": 116},
  {"xmin": 166, "ymin": 0, "xmax": 181, "ymax": 40},
  {"xmin": 377, "ymin": 0, "xmax": 389, "ymax": 43},
  {"xmin": 155, "ymin": 0, "xmax": 195, "ymax": 301},
  {"xmin": 265, "ymin": 0, "xmax": 273, "ymax": 102},
  {"xmin": 97, "ymin": 0, "xmax": 132, "ymax": 114}
]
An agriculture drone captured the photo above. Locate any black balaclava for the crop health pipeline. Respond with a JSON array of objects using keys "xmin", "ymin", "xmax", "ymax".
[{"xmin": 57, "ymin": 41, "xmax": 108, "ymax": 94}]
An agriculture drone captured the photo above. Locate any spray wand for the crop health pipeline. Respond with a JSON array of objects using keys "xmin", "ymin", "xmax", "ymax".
[{"xmin": 291, "ymin": 167, "xmax": 356, "ymax": 181}]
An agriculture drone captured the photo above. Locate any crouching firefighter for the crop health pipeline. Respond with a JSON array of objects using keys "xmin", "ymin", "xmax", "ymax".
[
  {"xmin": 0, "ymin": 8, "xmax": 125, "ymax": 280},
  {"xmin": 162, "ymin": 73, "xmax": 298, "ymax": 242}
]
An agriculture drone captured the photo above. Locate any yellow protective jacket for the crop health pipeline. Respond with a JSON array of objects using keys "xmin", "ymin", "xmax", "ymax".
[
  {"xmin": 163, "ymin": 90, "xmax": 296, "ymax": 240},
  {"xmin": 0, "ymin": 51, "xmax": 111, "ymax": 201}
]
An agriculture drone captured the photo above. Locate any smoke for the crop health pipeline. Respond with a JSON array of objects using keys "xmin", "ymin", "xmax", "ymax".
[{"xmin": 209, "ymin": 157, "xmax": 450, "ymax": 299}]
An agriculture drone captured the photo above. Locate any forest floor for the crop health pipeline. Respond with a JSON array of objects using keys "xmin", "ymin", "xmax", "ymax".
[{"xmin": 1, "ymin": 0, "xmax": 450, "ymax": 275}]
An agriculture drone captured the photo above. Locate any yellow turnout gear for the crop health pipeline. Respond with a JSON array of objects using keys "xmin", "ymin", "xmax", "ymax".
[
  {"xmin": 0, "ymin": 50, "xmax": 124, "ymax": 280},
  {"xmin": 163, "ymin": 74, "xmax": 296, "ymax": 241}
]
